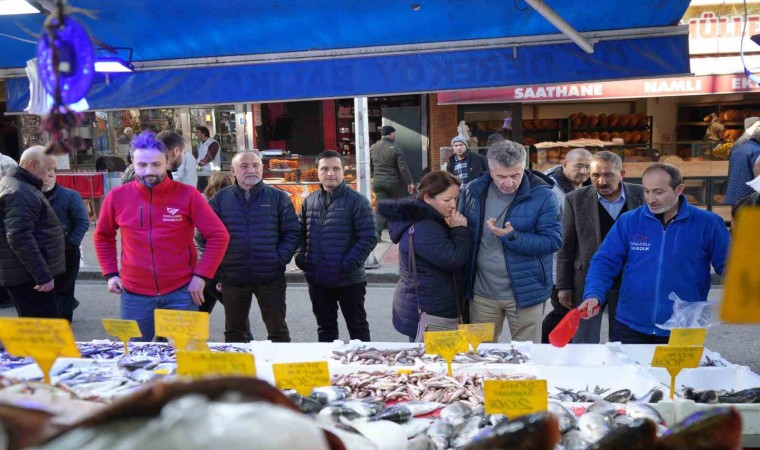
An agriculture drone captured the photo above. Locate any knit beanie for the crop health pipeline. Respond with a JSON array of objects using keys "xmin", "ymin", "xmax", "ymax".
[{"xmin": 451, "ymin": 136, "xmax": 468, "ymax": 148}]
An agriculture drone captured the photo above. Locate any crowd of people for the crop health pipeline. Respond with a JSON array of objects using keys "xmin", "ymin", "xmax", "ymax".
[{"xmin": 0, "ymin": 123, "xmax": 757, "ymax": 345}]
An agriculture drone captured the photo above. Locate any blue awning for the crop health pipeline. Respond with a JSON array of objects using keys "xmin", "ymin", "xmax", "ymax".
[{"xmin": 1, "ymin": 0, "xmax": 691, "ymax": 111}]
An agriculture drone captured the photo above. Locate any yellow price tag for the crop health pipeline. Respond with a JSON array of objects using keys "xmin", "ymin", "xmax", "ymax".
[
  {"xmin": 652, "ymin": 345, "xmax": 703, "ymax": 399},
  {"xmin": 102, "ymin": 319, "xmax": 142, "ymax": 354},
  {"xmin": 721, "ymin": 209, "xmax": 760, "ymax": 323},
  {"xmin": 176, "ymin": 351, "xmax": 256, "ymax": 379},
  {"xmin": 424, "ymin": 330, "xmax": 469, "ymax": 376},
  {"xmin": 273, "ymin": 361, "xmax": 330, "ymax": 396},
  {"xmin": 0, "ymin": 318, "xmax": 80, "ymax": 384},
  {"xmin": 668, "ymin": 328, "xmax": 707, "ymax": 347},
  {"xmin": 458, "ymin": 323, "xmax": 495, "ymax": 352},
  {"xmin": 154, "ymin": 309, "xmax": 209, "ymax": 351},
  {"xmin": 484, "ymin": 379, "xmax": 548, "ymax": 417}
]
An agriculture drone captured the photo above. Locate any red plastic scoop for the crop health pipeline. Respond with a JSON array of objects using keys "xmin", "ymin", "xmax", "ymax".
[{"xmin": 548, "ymin": 306, "xmax": 598, "ymax": 347}]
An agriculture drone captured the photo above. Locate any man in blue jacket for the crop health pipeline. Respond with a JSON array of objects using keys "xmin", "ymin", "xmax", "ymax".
[
  {"xmin": 578, "ymin": 163, "xmax": 730, "ymax": 344},
  {"xmin": 296, "ymin": 150, "xmax": 377, "ymax": 342},
  {"xmin": 43, "ymin": 163, "xmax": 90, "ymax": 322},
  {"xmin": 460, "ymin": 140, "xmax": 561, "ymax": 342},
  {"xmin": 726, "ymin": 118, "xmax": 760, "ymax": 206},
  {"xmin": 208, "ymin": 151, "xmax": 299, "ymax": 342}
]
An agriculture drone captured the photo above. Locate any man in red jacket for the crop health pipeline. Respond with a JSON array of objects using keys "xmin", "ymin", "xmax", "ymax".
[{"xmin": 94, "ymin": 131, "xmax": 229, "ymax": 341}]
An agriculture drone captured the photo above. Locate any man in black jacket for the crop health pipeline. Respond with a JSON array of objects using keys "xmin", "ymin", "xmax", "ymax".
[
  {"xmin": 207, "ymin": 151, "xmax": 299, "ymax": 342},
  {"xmin": 0, "ymin": 146, "xmax": 65, "ymax": 318},
  {"xmin": 296, "ymin": 150, "xmax": 378, "ymax": 342},
  {"xmin": 446, "ymin": 136, "xmax": 488, "ymax": 186}
]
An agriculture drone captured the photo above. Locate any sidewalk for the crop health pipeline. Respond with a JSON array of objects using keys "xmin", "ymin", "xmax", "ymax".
[{"xmin": 77, "ymin": 227, "xmax": 401, "ymax": 284}]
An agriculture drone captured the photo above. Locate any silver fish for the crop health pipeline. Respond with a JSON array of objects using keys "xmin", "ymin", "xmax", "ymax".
[
  {"xmin": 407, "ymin": 433, "xmax": 436, "ymax": 450},
  {"xmin": 578, "ymin": 411, "xmax": 614, "ymax": 443},
  {"xmin": 318, "ymin": 405, "xmax": 361, "ymax": 421},
  {"xmin": 427, "ymin": 420, "xmax": 453, "ymax": 450},
  {"xmin": 603, "ymin": 388, "xmax": 632, "ymax": 403},
  {"xmin": 404, "ymin": 401, "xmax": 443, "ymax": 417},
  {"xmin": 549, "ymin": 401, "xmax": 577, "ymax": 433},
  {"xmin": 450, "ymin": 415, "xmax": 485, "ymax": 448},
  {"xmin": 401, "ymin": 418, "xmax": 434, "ymax": 439},
  {"xmin": 327, "ymin": 400, "xmax": 384, "ymax": 417},
  {"xmin": 614, "ymin": 414, "xmax": 635, "ymax": 427},
  {"xmin": 309, "ymin": 386, "xmax": 348, "ymax": 405},
  {"xmin": 633, "ymin": 386, "xmax": 664, "ymax": 404},
  {"xmin": 586, "ymin": 400, "xmax": 618, "ymax": 416},
  {"xmin": 561, "ymin": 429, "xmax": 592, "ymax": 450},
  {"xmin": 440, "ymin": 401, "xmax": 472, "ymax": 427},
  {"xmin": 371, "ymin": 404, "xmax": 413, "ymax": 423},
  {"xmin": 625, "ymin": 403, "xmax": 665, "ymax": 425}
]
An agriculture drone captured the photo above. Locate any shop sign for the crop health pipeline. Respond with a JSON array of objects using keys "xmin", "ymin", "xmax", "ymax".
[
  {"xmin": 177, "ymin": 351, "xmax": 256, "ymax": 379},
  {"xmin": 721, "ymin": 208, "xmax": 760, "ymax": 324},
  {"xmin": 668, "ymin": 328, "xmax": 707, "ymax": 347},
  {"xmin": 424, "ymin": 330, "xmax": 469, "ymax": 376},
  {"xmin": 273, "ymin": 361, "xmax": 330, "ymax": 397},
  {"xmin": 458, "ymin": 323, "xmax": 495, "ymax": 352},
  {"xmin": 102, "ymin": 318, "xmax": 142, "ymax": 355},
  {"xmin": 437, "ymin": 73, "xmax": 760, "ymax": 104},
  {"xmin": 154, "ymin": 309, "xmax": 210, "ymax": 352},
  {"xmin": 483, "ymin": 379, "xmax": 548, "ymax": 417},
  {"xmin": 0, "ymin": 318, "xmax": 80, "ymax": 384},
  {"xmin": 652, "ymin": 346, "xmax": 703, "ymax": 399},
  {"xmin": 682, "ymin": 3, "xmax": 760, "ymax": 55}
]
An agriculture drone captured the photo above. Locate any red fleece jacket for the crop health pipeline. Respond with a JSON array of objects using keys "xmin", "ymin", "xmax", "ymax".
[{"xmin": 94, "ymin": 178, "xmax": 229, "ymax": 296}]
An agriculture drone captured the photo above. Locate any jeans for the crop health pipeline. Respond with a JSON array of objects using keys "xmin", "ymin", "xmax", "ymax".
[
  {"xmin": 573, "ymin": 289, "xmax": 620, "ymax": 344},
  {"xmin": 55, "ymin": 244, "xmax": 81, "ymax": 323},
  {"xmin": 121, "ymin": 285, "xmax": 197, "ymax": 342},
  {"xmin": 222, "ymin": 276, "xmax": 290, "ymax": 343},
  {"xmin": 308, "ymin": 282, "xmax": 370, "ymax": 342},
  {"xmin": 372, "ymin": 180, "xmax": 407, "ymax": 237},
  {"xmin": 6, "ymin": 283, "xmax": 58, "ymax": 318},
  {"xmin": 611, "ymin": 320, "xmax": 669, "ymax": 344}
]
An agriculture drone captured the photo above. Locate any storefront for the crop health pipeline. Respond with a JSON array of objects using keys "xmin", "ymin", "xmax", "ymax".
[{"xmin": 432, "ymin": 1, "xmax": 760, "ymax": 222}]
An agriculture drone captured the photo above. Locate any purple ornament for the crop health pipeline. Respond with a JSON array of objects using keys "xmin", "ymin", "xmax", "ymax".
[{"xmin": 36, "ymin": 16, "xmax": 95, "ymax": 105}]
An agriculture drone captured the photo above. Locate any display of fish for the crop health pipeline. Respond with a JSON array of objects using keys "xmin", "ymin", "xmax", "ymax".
[
  {"xmin": 590, "ymin": 418, "xmax": 657, "ymax": 450},
  {"xmin": 330, "ymin": 370, "xmax": 536, "ymax": 407},
  {"xmin": 551, "ymin": 386, "xmax": 662, "ymax": 404},
  {"xmin": 655, "ymin": 407, "xmax": 742, "ymax": 450},
  {"xmin": 331, "ymin": 346, "xmax": 529, "ymax": 366},
  {"xmin": 460, "ymin": 412, "xmax": 561, "ymax": 450},
  {"xmin": 682, "ymin": 387, "xmax": 760, "ymax": 404}
]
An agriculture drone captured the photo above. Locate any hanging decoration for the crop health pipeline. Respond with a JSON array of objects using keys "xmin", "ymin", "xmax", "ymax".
[{"xmin": 35, "ymin": 0, "xmax": 96, "ymax": 154}]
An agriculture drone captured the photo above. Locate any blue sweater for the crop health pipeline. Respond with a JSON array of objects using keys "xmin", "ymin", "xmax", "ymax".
[
  {"xmin": 725, "ymin": 138, "xmax": 760, "ymax": 205},
  {"xmin": 46, "ymin": 184, "xmax": 89, "ymax": 246},
  {"xmin": 459, "ymin": 170, "xmax": 561, "ymax": 308},
  {"xmin": 583, "ymin": 196, "xmax": 730, "ymax": 336}
]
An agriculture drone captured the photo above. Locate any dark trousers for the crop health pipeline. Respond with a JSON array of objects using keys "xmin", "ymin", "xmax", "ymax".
[
  {"xmin": 200, "ymin": 279, "xmax": 253, "ymax": 341},
  {"xmin": 6, "ymin": 283, "xmax": 58, "ymax": 318},
  {"xmin": 222, "ymin": 276, "xmax": 290, "ymax": 343},
  {"xmin": 308, "ymin": 282, "xmax": 370, "ymax": 342},
  {"xmin": 0, "ymin": 287, "xmax": 12, "ymax": 306},
  {"xmin": 55, "ymin": 244, "xmax": 81, "ymax": 322},
  {"xmin": 611, "ymin": 320, "xmax": 669, "ymax": 344},
  {"xmin": 373, "ymin": 179, "xmax": 407, "ymax": 237},
  {"xmin": 541, "ymin": 288, "xmax": 570, "ymax": 344}
]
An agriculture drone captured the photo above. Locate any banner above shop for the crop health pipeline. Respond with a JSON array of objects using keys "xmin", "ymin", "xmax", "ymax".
[
  {"xmin": 5, "ymin": 34, "xmax": 689, "ymax": 112},
  {"xmin": 437, "ymin": 73, "xmax": 760, "ymax": 105}
]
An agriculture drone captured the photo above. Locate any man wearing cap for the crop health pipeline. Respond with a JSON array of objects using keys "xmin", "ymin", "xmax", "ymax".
[
  {"xmin": 726, "ymin": 117, "xmax": 760, "ymax": 206},
  {"xmin": 446, "ymin": 136, "xmax": 488, "ymax": 187},
  {"xmin": 370, "ymin": 125, "xmax": 414, "ymax": 240}
]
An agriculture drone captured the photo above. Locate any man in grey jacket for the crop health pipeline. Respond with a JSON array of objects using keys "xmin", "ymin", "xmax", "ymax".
[{"xmin": 370, "ymin": 126, "xmax": 414, "ymax": 239}]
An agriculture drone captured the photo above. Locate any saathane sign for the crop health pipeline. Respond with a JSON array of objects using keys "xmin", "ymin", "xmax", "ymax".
[{"xmin": 437, "ymin": 74, "xmax": 760, "ymax": 105}]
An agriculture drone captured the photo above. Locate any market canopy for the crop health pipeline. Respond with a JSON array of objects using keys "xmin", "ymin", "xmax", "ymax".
[{"xmin": 1, "ymin": 0, "xmax": 691, "ymax": 111}]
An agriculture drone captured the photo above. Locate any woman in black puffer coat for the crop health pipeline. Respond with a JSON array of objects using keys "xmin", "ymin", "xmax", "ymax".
[{"xmin": 377, "ymin": 171, "xmax": 472, "ymax": 340}]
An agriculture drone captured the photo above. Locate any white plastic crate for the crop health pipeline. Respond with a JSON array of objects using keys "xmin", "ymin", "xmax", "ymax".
[
  {"xmin": 529, "ymin": 344, "xmax": 627, "ymax": 366},
  {"xmin": 610, "ymin": 343, "xmax": 734, "ymax": 368},
  {"xmin": 539, "ymin": 365, "xmax": 665, "ymax": 402}
]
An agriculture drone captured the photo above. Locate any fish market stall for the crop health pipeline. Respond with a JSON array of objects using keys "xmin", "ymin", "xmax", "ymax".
[{"xmin": 1, "ymin": 341, "xmax": 759, "ymax": 449}]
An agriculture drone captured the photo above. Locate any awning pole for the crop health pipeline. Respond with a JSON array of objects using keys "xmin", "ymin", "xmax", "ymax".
[
  {"xmin": 524, "ymin": 0, "xmax": 594, "ymax": 54},
  {"xmin": 354, "ymin": 97, "xmax": 371, "ymax": 201}
]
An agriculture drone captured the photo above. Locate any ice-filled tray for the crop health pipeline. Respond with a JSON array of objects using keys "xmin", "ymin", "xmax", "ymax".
[
  {"xmin": 609, "ymin": 343, "xmax": 734, "ymax": 368},
  {"xmin": 250, "ymin": 341, "xmax": 342, "ymax": 364},
  {"xmin": 539, "ymin": 365, "xmax": 666, "ymax": 402},
  {"xmin": 528, "ymin": 344, "xmax": 627, "ymax": 366},
  {"xmin": 3, "ymin": 358, "xmax": 116, "ymax": 382},
  {"xmin": 650, "ymin": 366, "xmax": 760, "ymax": 393}
]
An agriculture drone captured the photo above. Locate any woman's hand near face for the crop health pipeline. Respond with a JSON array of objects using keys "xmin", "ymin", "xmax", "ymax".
[{"xmin": 446, "ymin": 210, "xmax": 468, "ymax": 228}]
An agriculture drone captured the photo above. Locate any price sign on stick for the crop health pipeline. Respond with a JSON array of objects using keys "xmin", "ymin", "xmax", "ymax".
[
  {"xmin": 102, "ymin": 319, "xmax": 142, "ymax": 354},
  {"xmin": 484, "ymin": 380, "xmax": 548, "ymax": 417},
  {"xmin": 668, "ymin": 328, "xmax": 707, "ymax": 347},
  {"xmin": 0, "ymin": 318, "xmax": 79, "ymax": 384},
  {"xmin": 425, "ymin": 330, "xmax": 469, "ymax": 376},
  {"xmin": 459, "ymin": 323, "xmax": 495, "ymax": 352},
  {"xmin": 273, "ymin": 361, "xmax": 330, "ymax": 396},
  {"xmin": 721, "ymin": 209, "xmax": 760, "ymax": 323},
  {"xmin": 652, "ymin": 345, "xmax": 703, "ymax": 399},
  {"xmin": 154, "ymin": 309, "xmax": 209, "ymax": 351},
  {"xmin": 177, "ymin": 351, "xmax": 256, "ymax": 379}
]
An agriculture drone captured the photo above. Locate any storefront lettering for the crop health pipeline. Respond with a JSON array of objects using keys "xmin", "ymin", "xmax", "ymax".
[
  {"xmin": 731, "ymin": 77, "xmax": 760, "ymax": 90},
  {"xmin": 643, "ymin": 79, "xmax": 702, "ymax": 94},
  {"xmin": 687, "ymin": 12, "xmax": 760, "ymax": 40},
  {"xmin": 514, "ymin": 83, "xmax": 602, "ymax": 99}
]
